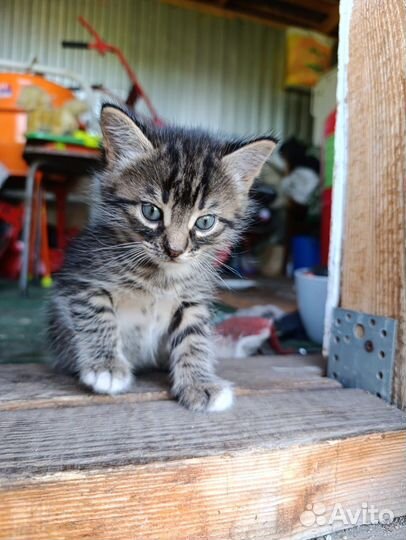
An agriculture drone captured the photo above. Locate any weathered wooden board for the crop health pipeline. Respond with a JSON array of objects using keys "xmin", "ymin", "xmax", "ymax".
[
  {"xmin": 162, "ymin": 0, "xmax": 339, "ymax": 35},
  {"xmin": 1, "ymin": 389, "xmax": 404, "ymax": 477},
  {"xmin": 0, "ymin": 389, "xmax": 405, "ymax": 540},
  {"xmin": 2, "ymin": 433, "xmax": 405, "ymax": 540},
  {"xmin": 0, "ymin": 355, "xmax": 339, "ymax": 411},
  {"xmin": 0, "ymin": 356, "xmax": 404, "ymax": 539},
  {"xmin": 339, "ymin": 0, "xmax": 406, "ymax": 408}
]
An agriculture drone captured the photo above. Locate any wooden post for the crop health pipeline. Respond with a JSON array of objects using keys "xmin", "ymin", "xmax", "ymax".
[{"xmin": 336, "ymin": 0, "xmax": 406, "ymax": 408}]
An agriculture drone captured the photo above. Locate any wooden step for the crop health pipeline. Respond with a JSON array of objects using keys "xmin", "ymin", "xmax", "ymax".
[
  {"xmin": 0, "ymin": 354, "xmax": 338, "ymax": 411},
  {"xmin": 0, "ymin": 356, "xmax": 405, "ymax": 540}
]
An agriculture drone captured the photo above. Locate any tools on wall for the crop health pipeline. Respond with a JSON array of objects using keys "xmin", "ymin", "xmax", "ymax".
[{"xmin": 62, "ymin": 16, "xmax": 162, "ymax": 125}]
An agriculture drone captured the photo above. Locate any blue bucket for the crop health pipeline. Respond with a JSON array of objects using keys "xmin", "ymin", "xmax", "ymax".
[{"xmin": 292, "ymin": 236, "xmax": 320, "ymax": 271}]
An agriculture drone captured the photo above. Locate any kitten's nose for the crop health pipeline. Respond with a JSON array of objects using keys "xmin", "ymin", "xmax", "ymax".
[
  {"xmin": 166, "ymin": 246, "xmax": 184, "ymax": 259},
  {"xmin": 164, "ymin": 232, "xmax": 186, "ymax": 259}
]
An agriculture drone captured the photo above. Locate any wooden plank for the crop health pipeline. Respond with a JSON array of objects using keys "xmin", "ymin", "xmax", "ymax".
[
  {"xmin": 0, "ymin": 355, "xmax": 339, "ymax": 411},
  {"xmin": 161, "ymin": 0, "xmax": 285, "ymax": 30},
  {"xmin": 0, "ymin": 389, "xmax": 404, "ymax": 476},
  {"xmin": 282, "ymin": 0, "xmax": 336, "ymax": 16},
  {"xmin": 1, "ymin": 433, "xmax": 404, "ymax": 540},
  {"xmin": 339, "ymin": 0, "xmax": 406, "ymax": 408},
  {"xmin": 232, "ymin": 1, "xmax": 326, "ymax": 30},
  {"xmin": 161, "ymin": 0, "xmax": 337, "ymax": 34},
  {"xmin": 0, "ymin": 390, "xmax": 405, "ymax": 539}
]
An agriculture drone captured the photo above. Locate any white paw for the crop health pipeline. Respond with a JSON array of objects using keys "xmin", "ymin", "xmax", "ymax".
[
  {"xmin": 175, "ymin": 381, "xmax": 234, "ymax": 412},
  {"xmin": 207, "ymin": 386, "xmax": 234, "ymax": 412},
  {"xmin": 80, "ymin": 369, "xmax": 133, "ymax": 395}
]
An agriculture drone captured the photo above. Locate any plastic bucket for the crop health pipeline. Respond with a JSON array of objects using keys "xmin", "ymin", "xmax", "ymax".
[
  {"xmin": 292, "ymin": 235, "xmax": 320, "ymax": 271},
  {"xmin": 294, "ymin": 268, "xmax": 328, "ymax": 344}
]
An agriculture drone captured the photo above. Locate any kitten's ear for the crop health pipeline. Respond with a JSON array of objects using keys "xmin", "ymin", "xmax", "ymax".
[
  {"xmin": 222, "ymin": 138, "xmax": 276, "ymax": 190},
  {"xmin": 100, "ymin": 105, "xmax": 153, "ymax": 165}
]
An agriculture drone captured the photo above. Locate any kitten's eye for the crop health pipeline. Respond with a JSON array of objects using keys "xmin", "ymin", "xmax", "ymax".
[
  {"xmin": 195, "ymin": 215, "xmax": 216, "ymax": 231},
  {"xmin": 141, "ymin": 203, "xmax": 162, "ymax": 222}
]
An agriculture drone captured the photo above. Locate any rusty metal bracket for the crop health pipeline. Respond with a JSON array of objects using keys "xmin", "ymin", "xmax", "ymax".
[{"xmin": 328, "ymin": 308, "xmax": 397, "ymax": 402}]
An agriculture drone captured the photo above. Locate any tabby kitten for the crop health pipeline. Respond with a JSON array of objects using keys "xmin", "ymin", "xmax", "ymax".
[{"xmin": 47, "ymin": 104, "xmax": 276, "ymax": 411}]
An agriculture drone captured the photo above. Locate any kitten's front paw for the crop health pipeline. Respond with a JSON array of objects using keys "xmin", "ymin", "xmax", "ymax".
[
  {"xmin": 80, "ymin": 367, "xmax": 133, "ymax": 395},
  {"xmin": 175, "ymin": 380, "xmax": 233, "ymax": 412}
]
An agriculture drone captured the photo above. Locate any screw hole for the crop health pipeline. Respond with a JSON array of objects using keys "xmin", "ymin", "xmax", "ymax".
[
  {"xmin": 345, "ymin": 313, "xmax": 352, "ymax": 321},
  {"xmin": 336, "ymin": 318, "xmax": 342, "ymax": 326},
  {"xmin": 344, "ymin": 335, "xmax": 350, "ymax": 344},
  {"xmin": 334, "ymin": 336, "xmax": 340, "ymax": 344},
  {"xmin": 381, "ymin": 329, "xmax": 388, "ymax": 338},
  {"xmin": 332, "ymin": 372, "xmax": 338, "ymax": 379},
  {"xmin": 354, "ymin": 324, "xmax": 365, "ymax": 339},
  {"xmin": 333, "ymin": 354, "xmax": 339, "ymax": 361},
  {"xmin": 364, "ymin": 340, "xmax": 374, "ymax": 353},
  {"xmin": 376, "ymin": 392, "xmax": 382, "ymax": 399},
  {"xmin": 377, "ymin": 371, "xmax": 384, "ymax": 380},
  {"xmin": 370, "ymin": 318, "xmax": 376, "ymax": 326},
  {"xmin": 379, "ymin": 350, "xmax": 386, "ymax": 359}
]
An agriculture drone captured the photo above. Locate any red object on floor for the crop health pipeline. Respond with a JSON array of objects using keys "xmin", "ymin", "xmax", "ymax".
[
  {"xmin": 216, "ymin": 317, "xmax": 271, "ymax": 339},
  {"xmin": 216, "ymin": 316, "xmax": 296, "ymax": 355},
  {"xmin": 269, "ymin": 323, "xmax": 295, "ymax": 355}
]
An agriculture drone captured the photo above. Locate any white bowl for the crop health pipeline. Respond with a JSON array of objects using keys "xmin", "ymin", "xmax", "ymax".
[{"xmin": 294, "ymin": 268, "xmax": 328, "ymax": 344}]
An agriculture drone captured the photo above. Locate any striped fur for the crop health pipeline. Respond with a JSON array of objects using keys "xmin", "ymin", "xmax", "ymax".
[{"xmin": 47, "ymin": 105, "xmax": 276, "ymax": 411}]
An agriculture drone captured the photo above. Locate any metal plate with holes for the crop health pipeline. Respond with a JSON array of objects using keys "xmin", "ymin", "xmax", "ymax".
[{"xmin": 328, "ymin": 308, "xmax": 397, "ymax": 402}]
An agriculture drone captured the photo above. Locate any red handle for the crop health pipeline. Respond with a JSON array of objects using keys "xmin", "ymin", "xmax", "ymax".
[{"xmin": 77, "ymin": 16, "xmax": 162, "ymax": 124}]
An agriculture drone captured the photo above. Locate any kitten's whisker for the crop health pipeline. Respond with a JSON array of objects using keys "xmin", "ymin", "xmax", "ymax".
[
  {"xmin": 203, "ymin": 253, "xmax": 242, "ymax": 278},
  {"xmin": 112, "ymin": 253, "xmax": 150, "ymax": 268},
  {"xmin": 192, "ymin": 258, "xmax": 230, "ymax": 291},
  {"xmin": 104, "ymin": 247, "xmax": 151, "ymax": 268},
  {"xmin": 109, "ymin": 247, "xmax": 144, "ymax": 259},
  {"xmin": 93, "ymin": 242, "xmax": 143, "ymax": 252},
  {"xmin": 105, "ymin": 252, "xmax": 140, "ymax": 265}
]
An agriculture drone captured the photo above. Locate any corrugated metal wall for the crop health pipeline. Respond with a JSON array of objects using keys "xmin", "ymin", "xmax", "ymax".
[{"xmin": 0, "ymin": 0, "xmax": 312, "ymax": 140}]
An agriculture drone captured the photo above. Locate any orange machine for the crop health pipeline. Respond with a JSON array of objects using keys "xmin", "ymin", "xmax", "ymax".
[
  {"xmin": 0, "ymin": 72, "xmax": 76, "ymax": 288},
  {"xmin": 0, "ymin": 73, "xmax": 74, "ymax": 176}
]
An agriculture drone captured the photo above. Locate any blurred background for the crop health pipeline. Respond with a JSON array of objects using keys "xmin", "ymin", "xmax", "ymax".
[{"xmin": 0, "ymin": 0, "xmax": 339, "ymax": 362}]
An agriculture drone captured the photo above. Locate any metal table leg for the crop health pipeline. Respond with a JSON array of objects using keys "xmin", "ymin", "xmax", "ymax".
[{"xmin": 19, "ymin": 161, "xmax": 42, "ymax": 295}]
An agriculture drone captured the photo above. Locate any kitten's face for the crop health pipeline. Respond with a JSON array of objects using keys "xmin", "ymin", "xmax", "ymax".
[{"xmin": 98, "ymin": 106, "xmax": 275, "ymax": 272}]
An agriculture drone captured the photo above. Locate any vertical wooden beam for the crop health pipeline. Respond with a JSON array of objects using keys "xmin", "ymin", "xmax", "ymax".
[{"xmin": 339, "ymin": 0, "xmax": 406, "ymax": 408}]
